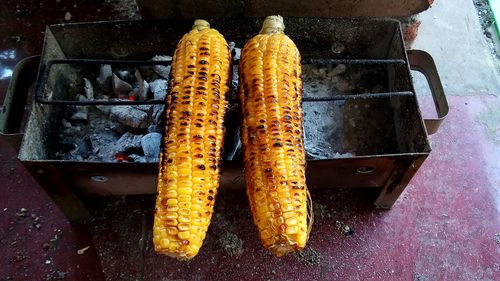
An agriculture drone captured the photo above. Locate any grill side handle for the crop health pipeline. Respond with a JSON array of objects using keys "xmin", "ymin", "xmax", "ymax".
[
  {"xmin": 0, "ymin": 55, "xmax": 40, "ymax": 153},
  {"xmin": 407, "ymin": 50, "xmax": 449, "ymax": 135}
]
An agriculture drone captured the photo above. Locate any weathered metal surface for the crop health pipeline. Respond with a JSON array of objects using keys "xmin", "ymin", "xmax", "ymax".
[{"xmin": 408, "ymin": 50, "xmax": 449, "ymax": 135}]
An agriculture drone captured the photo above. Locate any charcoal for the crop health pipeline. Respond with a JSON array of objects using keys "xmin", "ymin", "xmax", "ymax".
[
  {"xmin": 89, "ymin": 131, "xmax": 120, "ymax": 161},
  {"xmin": 231, "ymin": 67, "xmax": 238, "ymax": 93},
  {"xmin": 133, "ymin": 69, "xmax": 149, "ymax": 101},
  {"xmin": 149, "ymin": 79, "xmax": 168, "ymax": 100},
  {"xmin": 147, "ymin": 124, "xmax": 159, "ymax": 133},
  {"xmin": 229, "ymin": 42, "xmax": 241, "ymax": 61},
  {"xmin": 61, "ymin": 119, "xmax": 72, "ymax": 128},
  {"xmin": 331, "ymin": 42, "xmax": 345, "ymax": 54},
  {"xmin": 95, "ymin": 95, "xmax": 111, "ymax": 115},
  {"xmin": 96, "ymin": 64, "xmax": 112, "ymax": 91},
  {"xmin": 141, "ymin": 132, "xmax": 161, "ymax": 162},
  {"xmin": 112, "ymin": 73, "xmax": 133, "ymax": 97},
  {"xmin": 96, "ymin": 105, "xmax": 111, "ymax": 115},
  {"xmin": 132, "ymin": 105, "xmax": 153, "ymax": 114},
  {"xmin": 61, "ymin": 125, "xmax": 81, "ymax": 135},
  {"xmin": 77, "ymin": 94, "xmax": 88, "ymax": 102},
  {"xmin": 55, "ymin": 60, "xmax": 181, "ymax": 162},
  {"xmin": 335, "ymin": 80, "xmax": 355, "ymax": 92},
  {"xmin": 115, "ymin": 70, "xmax": 131, "ymax": 81},
  {"xmin": 128, "ymin": 154, "xmax": 147, "ymax": 163},
  {"xmin": 152, "ymin": 105, "xmax": 164, "ymax": 125},
  {"xmin": 83, "ymin": 78, "xmax": 94, "ymax": 100},
  {"xmin": 109, "ymin": 106, "xmax": 149, "ymax": 129},
  {"xmin": 223, "ymin": 104, "xmax": 241, "ymax": 161},
  {"xmin": 70, "ymin": 137, "xmax": 92, "ymax": 159},
  {"xmin": 115, "ymin": 132, "xmax": 143, "ymax": 153},
  {"xmin": 70, "ymin": 109, "xmax": 88, "ymax": 122},
  {"xmin": 151, "ymin": 55, "xmax": 172, "ymax": 79},
  {"xmin": 330, "ymin": 64, "xmax": 347, "ymax": 76}
]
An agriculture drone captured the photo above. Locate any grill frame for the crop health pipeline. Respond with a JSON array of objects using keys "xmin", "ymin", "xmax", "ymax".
[{"xmin": 0, "ymin": 18, "xmax": 447, "ymax": 222}]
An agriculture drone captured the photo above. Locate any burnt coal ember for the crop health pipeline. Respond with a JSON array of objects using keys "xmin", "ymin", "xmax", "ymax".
[{"xmin": 54, "ymin": 57, "xmax": 171, "ymax": 163}]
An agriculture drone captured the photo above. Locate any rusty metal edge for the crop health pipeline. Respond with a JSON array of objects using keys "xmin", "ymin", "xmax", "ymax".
[{"xmin": 407, "ymin": 50, "xmax": 449, "ymax": 135}]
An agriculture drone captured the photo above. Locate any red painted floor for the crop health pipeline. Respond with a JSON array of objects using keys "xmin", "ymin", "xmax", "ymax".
[{"xmin": 1, "ymin": 1, "xmax": 500, "ymax": 281}]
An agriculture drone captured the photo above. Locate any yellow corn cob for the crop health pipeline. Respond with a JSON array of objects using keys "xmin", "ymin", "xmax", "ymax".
[
  {"xmin": 238, "ymin": 15, "xmax": 311, "ymax": 256},
  {"xmin": 153, "ymin": 19, "xmax": 231, "ymax": 260}
]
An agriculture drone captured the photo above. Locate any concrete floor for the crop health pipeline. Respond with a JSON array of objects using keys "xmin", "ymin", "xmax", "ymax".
[{"xmin": 1, "ymin": 0, "xmax": 500, "ymax": 280}]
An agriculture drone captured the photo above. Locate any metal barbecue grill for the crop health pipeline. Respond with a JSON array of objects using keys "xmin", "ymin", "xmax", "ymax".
[{"xmin": 0, "ymin": 18, "xmax": 448, "ymax": 222}]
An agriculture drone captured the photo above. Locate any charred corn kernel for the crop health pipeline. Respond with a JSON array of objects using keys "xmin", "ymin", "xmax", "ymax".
[
  {"xmin": 239, "ymin": 15, "xmax": 311, "ymax": 256},
  {"xmin": 154, "ymin": 19, "xmax": 231, "ymax": 261}
]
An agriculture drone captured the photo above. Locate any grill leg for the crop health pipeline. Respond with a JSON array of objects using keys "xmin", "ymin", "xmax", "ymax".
[
  {"xmin": 374, "ymin": 183, "xmax": 405, "ymax": 209},
  {"xmin": 374, "ymin": 157, "xmax": 426, "ymax": 209}
]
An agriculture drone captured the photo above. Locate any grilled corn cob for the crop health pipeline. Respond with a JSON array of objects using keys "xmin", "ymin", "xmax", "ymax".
[
  {"xmin": 153, "ymin": 19, "xmax": 231, "ymax": 260},
  {"xmin": 238, "ymin": 15, "xmax": 311, "ymax": 256}
]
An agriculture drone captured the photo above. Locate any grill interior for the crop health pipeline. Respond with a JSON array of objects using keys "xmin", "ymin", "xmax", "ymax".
[{"xmin": 18, "ymin": 18, "xmax": 430, "ymax": 162}]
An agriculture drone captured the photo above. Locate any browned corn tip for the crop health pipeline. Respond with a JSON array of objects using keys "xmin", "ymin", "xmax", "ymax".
[
  {"xmin": 239, "ymin": 16, "xmax": 310, "ymax": 256},
  {"xmin": 153, "ymin": 20, "xmax": 231, "ymax": 260}
]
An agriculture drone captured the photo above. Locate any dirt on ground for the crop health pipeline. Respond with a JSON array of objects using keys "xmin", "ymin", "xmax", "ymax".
[
  {"xmin": 217, "ymin": 232, "xmax": 244, "ymax": 257},
  {"xmin": 212, "ymin": 213, "xmax": 245, "ymax": 257},
  {"xmin": 473, "ymin": 0, "xmax": 499, "ymax": 60},
  {"xmin": 295, "ymin": 247, "xmax": 322, "ymax": 267}
]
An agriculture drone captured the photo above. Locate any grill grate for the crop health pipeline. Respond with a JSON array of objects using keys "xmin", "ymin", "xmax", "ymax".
[{"xmin": 35, "ymin": 58, "xmax": 413, "ymax": 106}]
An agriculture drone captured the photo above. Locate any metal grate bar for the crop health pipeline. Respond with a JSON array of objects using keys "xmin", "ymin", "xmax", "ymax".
[
  {"xmin": 303, "ymin": 91, "xmax": 414, "ymax": 102},
  {"xmin": 35, "ymin": 58, "xmax": 409, "ymax": 106},
  {"xmin": 301, "ymin": 58, "xmax": 406, "ymax": 65}
]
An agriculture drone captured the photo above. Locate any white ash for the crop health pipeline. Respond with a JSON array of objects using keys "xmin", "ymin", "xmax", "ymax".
[
  {"xmin": 301, "ymin": 63, "xmax": 392, "ymax": 159},
  {"xmin": 302, "ymin": 64, "xmax": 351, "ymax": 159},
  {"xmin": 302, "ymin": 63, "xmax": 388, "ymax": 98},
  {"xmin": 303, "ymin": 101, "xmax": 351, "ymax": 160}
]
